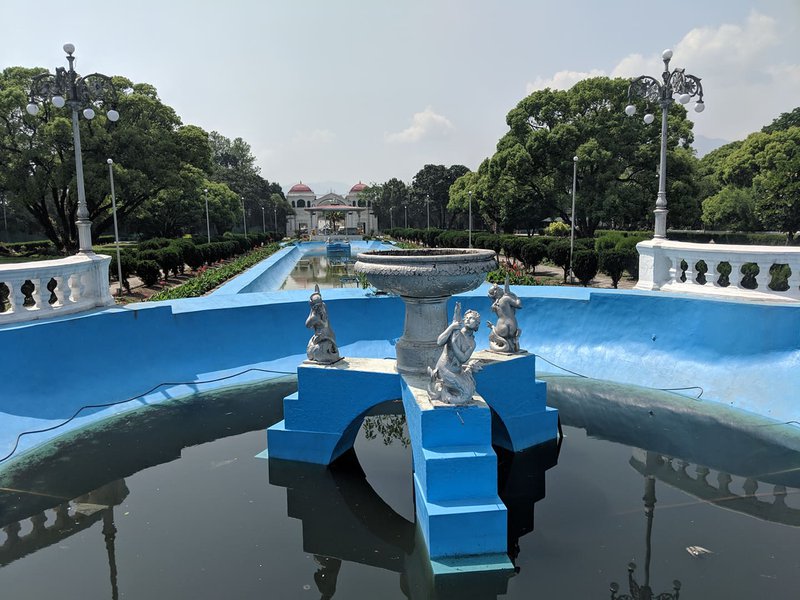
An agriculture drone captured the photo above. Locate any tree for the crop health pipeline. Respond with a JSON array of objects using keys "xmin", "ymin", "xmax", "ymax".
[
  {"xmin": 451, "ymin": 77, "xmax": 700, "ymax": 236},
  {"xmin": 715, "ymin": 126, "xmax": 800, "ymax": 235},
  {"xmin": 762, "ymin": 107, "xmax": 800, "ymax": 134},
  {"xmin": 0, "ymin": 67, "xmax": 214, "ymax": 252},
  {"xmin": 411, "ymin": 164, "xmax": 469, "ymax": 229},
  {"xmin": 208, "ymin": 131, "xmax": 284, "ymax": 232},
  {"xmin": 701, "ymin": 185, "xmax": 758, "ymax": 231}
]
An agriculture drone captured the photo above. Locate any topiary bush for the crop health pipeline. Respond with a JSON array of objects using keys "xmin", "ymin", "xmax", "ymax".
[
  {"xmin": 599, "ymin": 249, "xmax": 629, "ymax": 289},
  {"xmin": 548, "ymin": 239, "xmax": 572, "ymax": 283},
  {"xmin": 572, "ymin": 250, "xmax": 599, "ymax": 286},
  {"xmin": 520, "ymin": 239, "xmax": 546, "ymax": 273},
  {"xmin": 135, "ymin": 260, "xmax": 161, "ymax": 287},
  {"xmin": 544, "ymin": 221, "xmax": 570, "ymax": 237}
]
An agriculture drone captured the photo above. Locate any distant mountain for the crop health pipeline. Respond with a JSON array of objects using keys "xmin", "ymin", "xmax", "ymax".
[{"xmin": 693, "ymin": 134, "xmax": 731, "ymax": 157}]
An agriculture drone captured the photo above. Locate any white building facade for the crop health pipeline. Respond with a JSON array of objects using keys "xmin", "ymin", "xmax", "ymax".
[{"xmin": 286, "ymin": 182, "xmax": 378, "ymax": 238}]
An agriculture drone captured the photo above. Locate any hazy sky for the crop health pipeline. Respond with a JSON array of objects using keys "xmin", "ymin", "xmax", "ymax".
[{"xmin": 3, "ymin": 0, "xmax": 798, "ymax": 194}]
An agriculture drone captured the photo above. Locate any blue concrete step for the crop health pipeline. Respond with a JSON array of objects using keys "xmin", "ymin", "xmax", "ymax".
[{"xmin": 417, "ymin": 445, "xmax": 498, "ymax": 502}]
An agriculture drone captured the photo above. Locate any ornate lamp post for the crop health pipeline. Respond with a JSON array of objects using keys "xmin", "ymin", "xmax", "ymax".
[
  {"xmin": 26, "ymin": 43, "xmax": 120, "ymax": 254},
  {"xmin": 203, "ymin": 188, "xmax": 211, "ymax": 242},
  {"xmin": 404, "ymin": 203, "xmax": 408, "ymax": 228},
  {"xmin": 273, "ymin": 206, "xmax": 278, "ymax": 233},
  {"xmin": 241, "ymin": 196, "xmax": 248, "ymax": 237},
  {"xmin": 569, "ymin": 156, "xmax": 578, "ymax": 283},
  {"xmin": 468, "ymin": 190, "xmax": 473, "ymax": 248},
  {"xmin": 625, "ymin": 49, "xmax": 704, "ymax": 240},
  {"xmin": 261, "ymin": 205, "xmax": 266, "ymax": 233},
  {"xmin": 426, "ymin": 195, "xmax": 430, "ymax": 230},
  {"xmin": 106, "ymin": 159, "xmax": 123, "ymax": 296}
]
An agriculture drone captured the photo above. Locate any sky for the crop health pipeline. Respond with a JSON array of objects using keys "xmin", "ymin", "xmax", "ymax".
[{"xmin": 2, "ymin": 0, "xmax": 798, "ymax": 195}]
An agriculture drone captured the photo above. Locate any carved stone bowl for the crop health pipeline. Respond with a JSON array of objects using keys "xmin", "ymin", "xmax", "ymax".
[{"xmin": 354, "ymin": 248, "xmax": 497, "ymax": 298}]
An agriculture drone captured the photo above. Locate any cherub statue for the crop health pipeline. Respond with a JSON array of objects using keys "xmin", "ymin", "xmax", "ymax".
[
  {"xmin": 428, "ymin": 302, "xmax": 483, "ymax": 405},
  {"xmin": 486, "ymin": 275, "xmax": 523, "ymax": 353},
  {"xmin": 305, "ymin": 284, "xmax": 342, "ymax": 364}
]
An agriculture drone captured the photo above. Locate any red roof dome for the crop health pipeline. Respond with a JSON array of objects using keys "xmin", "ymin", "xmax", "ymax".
[
  {"xmin": 289, "ymin": 182, "xmax": 313, "ymax": 194},
  {"xmin": 350, "ymin": 181, "xmax": 367, "ymax": 193}
]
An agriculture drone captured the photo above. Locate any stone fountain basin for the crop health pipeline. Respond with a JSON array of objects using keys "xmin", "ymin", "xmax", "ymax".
[{"xmin": 354, "ymin": 248, "xmax": 497, "ymax": 298}]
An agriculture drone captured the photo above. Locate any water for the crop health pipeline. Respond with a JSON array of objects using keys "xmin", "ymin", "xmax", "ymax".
[
  {"xmin": 1, "ymin": 378, "xmax": 799, "ymax": 599},
  {"xmin": 280, "ymin": 253, "xmax": 361, "ymax": 291}
]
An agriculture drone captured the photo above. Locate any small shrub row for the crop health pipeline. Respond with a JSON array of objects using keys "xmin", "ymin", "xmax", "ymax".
[{"xmin": 147, "ymin": 243, "xmax": 280, "ymax": 301}]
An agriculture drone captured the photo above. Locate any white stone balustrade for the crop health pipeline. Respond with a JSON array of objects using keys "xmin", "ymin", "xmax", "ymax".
[
  {"xmin": 637, "ymin": 239, "xmax": 800, "ymax": 302},
  {"xmin": 0, "ymin": 254, "xmax": 114, "ymax": 324}
]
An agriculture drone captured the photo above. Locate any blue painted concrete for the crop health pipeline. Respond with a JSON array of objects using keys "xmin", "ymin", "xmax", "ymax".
[{"xmin": 1, "ymin": 241, "xmax": 798, "ymax": 465}]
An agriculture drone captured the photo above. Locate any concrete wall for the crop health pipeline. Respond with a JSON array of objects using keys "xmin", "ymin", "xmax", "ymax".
[{"xmin": 1, "ymin": 263, "xmax": 798, "ymax": 464}]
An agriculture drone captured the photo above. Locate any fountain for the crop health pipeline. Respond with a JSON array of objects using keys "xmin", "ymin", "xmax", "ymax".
[{"xmin": 265, "ymin": 248, "xmax": 560, "ymax": 571}]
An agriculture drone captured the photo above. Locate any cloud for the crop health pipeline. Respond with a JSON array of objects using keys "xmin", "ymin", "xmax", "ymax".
[
  {"xmin": 385, "ymin": 107, "xmax": 455, "ymax": 143},
  {"xmin": 292, "ymin": 129, "xmax": 335, "ymax": 145},
  {"xmin": 523, "ymin": 11, "xmax": 799, "ymax": 141},
  {"xmin": 526, "ymin": 69, "xmax": 605, "ymax": 94}
]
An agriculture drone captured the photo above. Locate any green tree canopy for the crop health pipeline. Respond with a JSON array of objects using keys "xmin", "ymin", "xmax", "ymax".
[
  {"xmin": 0, "ymin": 67, "xmax": 215, "ymax": 251},
  {"xmin": 451, "ymin": 77, "xmax": 701, "ymax": 235}
]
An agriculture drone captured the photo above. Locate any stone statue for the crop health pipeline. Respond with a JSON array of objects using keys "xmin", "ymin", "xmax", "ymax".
[
  {"xmin": 428, "ymin": 302, "xmax": 483, "ymax": 405},
  {"xmin": 486, "ymin": 275, "xmax": 523, "ymax": 353},
  {"xmin": 305, "ymin": 284, "xmax": 342, "ymax": 364}
]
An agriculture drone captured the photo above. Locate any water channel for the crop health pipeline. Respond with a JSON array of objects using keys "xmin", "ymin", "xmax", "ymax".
[{"xmin": 1, "ymin": 376, "xmax": 798, "ymax": 599}]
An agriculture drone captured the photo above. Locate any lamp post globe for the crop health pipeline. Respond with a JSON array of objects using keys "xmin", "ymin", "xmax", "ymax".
[
  {"xmin": 26, "ymin": 44, "xmax": 120, "ymax": 254},
  {"xmin": 625, "ymin": 49, "xmax": 705, "ymax": 239}
]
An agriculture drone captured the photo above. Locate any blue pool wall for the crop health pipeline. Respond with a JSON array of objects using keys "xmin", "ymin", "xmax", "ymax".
[{"xmin": 1, "ymin": 245, "xmax": 799, "ymax": 462}]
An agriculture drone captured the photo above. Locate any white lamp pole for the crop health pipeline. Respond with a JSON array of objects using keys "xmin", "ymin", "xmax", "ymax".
[
  {"xmin": 274, "ymin": 207, "xmax": 278, "ymax": 233},
  {"xmin": 468, "ymin": 190, "xmax": 473, "ymax": 248},
  {"xmin": 106, "ymin": 159, "xmax": 123, "ymax": 296},
  {"xmin": 390, "ymin": 206, "xmax": 394, "ymax": 229},
  {"xmin": 261, "ymin": 206, "xmax": 266, "ymax": 233},
  {"xmin": 404, "ymin": 204, "xmax": 408, "ymax": 228},
  {"xmin": 625, "ymin": 49, "xmax": 705, "ymax": 239},
  {"xmin": 241, "ymin": 196, "xmax": 248, "ymax": 237},
  {"xmin": 569, "ymin": 156, "xmax": 578, "ymax": 284},
  {"xmin": 26, "ymin": 44, "xmax": 120, "ymax": 254},
  {"xmin": 426, "ymin": 195, "xmax": 430, "ymax": 230},
  {"xmin": 204, "ymin": 188, "xmax": 211, "ymax": 242}
]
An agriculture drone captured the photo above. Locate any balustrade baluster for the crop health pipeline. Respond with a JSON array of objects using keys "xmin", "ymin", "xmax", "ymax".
[
  {"xmin": 30, "ymin": 277, "xmax": 44, "ymax": 311},
  {"xmin": 754, "ymin": 261, "xmax": 771, "ymax": 290},
  {"xmin": 728, "ymin": 262, "xmax": 743, "ymax": 289},
  {"xmin": 786, "ymin": 261, "xmax": 800, "ymax": 298},
  {"xmin": 773, "ymin": 485, "xmax": 788, "ymax": 508},
  {"xmin": 705, "ymin": 260, "xmax": 719, "ymax": 287},
  {"xmin": 54, "ymin": 275, "xmax": 71, "ymax": 306},
  {"xmin": 30, "ymin": 512, "xmax": 47, "ymax": 534},
  {"xmin": 743, "ymin": 478, "xmax": 758, "ymax": 497},
  {"xmin": 7, "ymin": 278, "xmax": 26, "ymax": 313},
  {"xmin": 669, "ymin": 256, "xmax": 682, "ymax": 284},
  {"xmin": 717, "ymin": 472, "xmax": 732, "ymax": 494}
]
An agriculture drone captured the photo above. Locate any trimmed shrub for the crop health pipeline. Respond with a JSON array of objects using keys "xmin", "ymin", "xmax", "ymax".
[
  {"xmin": 520, "ymin": 239, "xmax": 546, "ymax": 273},
  {"xmin": 545, "ymin": 221, "xmax": 570, "ymax": 237},
  {"xmin": 156, "ymin": 247, "xmax": 181, "ymax": 279},
  {"xmin": 599, "ymin": 249, "xmax": 629, "ymax": 289},
  {"xmin": 135, "ymin": 260, "xmax": 161, "ymax": 287},
  {"xmin": 572, "ymin": 250, "xmax": 599, "ymax": 286},
  {"xmin": 548, "ymin": 239, "xmax": 572, "ymax": 283},
  {"xmin": 139, "ymin": 237, "xmax": 172, "ymax": 250}
]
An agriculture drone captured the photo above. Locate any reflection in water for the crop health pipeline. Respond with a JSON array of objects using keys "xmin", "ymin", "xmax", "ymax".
[
  {"xmin": 0, "ymin": 375, "xmax": 798, "ymax": 597},
  {"xmin": 281, "ymin": 253, "xmax": 360, "ymax": 291},
  {"xmin": 610, "ymin": 454, "xmax": 682, "ymax": 600},
  {"xmin": 269, "ymin": 438, "xmax": 559, "ymax": 599}
]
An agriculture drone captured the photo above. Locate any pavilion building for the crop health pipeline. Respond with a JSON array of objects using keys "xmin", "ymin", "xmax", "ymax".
[{"xmin": 286, "ymin": 182, "xmax": 378, "ymax": 239}]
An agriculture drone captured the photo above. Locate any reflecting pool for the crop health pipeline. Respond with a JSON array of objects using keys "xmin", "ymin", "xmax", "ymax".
[
  {"xmin": 280, "ymin": 252, "xmax": 360, "ymax": 291},
  {"xmin": 1, "ymin": 378, "xmax": 799, "ymax": 599}
]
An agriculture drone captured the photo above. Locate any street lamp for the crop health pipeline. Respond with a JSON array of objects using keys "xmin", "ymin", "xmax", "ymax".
[
  {"xmin": 1, "ymin": 192, "xmax": 8, "ymax": 241},
  {"xmin": 468, "ymin": 190, "xmax": 473, "ymax": 248},
  {"xmin": 273, "ymin": 206, "xmax": 277, "ymax": 234},
  {"xmin": 404, "ymin": 204, "xmax": 408, "ymax": 229},
  {"xmin": 241, "ymin": 196, "xmax": 247, "ymax": 237},
  {"xmin": 426, "ymin": 195, "xmax": 430, "ymax": 230},
  {"xmin": 569, "ymin": 156, "xmax": 578, "ymax": 284},
  {"xmin": 204, "ymin": 188, "xmax": 211, "ymax": 242},
  {"xmin": 261, "ymin": 206, "xmax": 266, "ymax": 233},
  {"xmin": 625, "ymin": 49, "xmax": 705, "ymax": 239},
  {"xmin": 26, "ymin": 43, "xmax": 120, "ymax": 254},
  {"xmin": 390, "ymin": 206, "xmax": 394, "ymax": 229},
  {"xmin": 106, "ymin": 159, "xmax": 123, "ymax": 296}
]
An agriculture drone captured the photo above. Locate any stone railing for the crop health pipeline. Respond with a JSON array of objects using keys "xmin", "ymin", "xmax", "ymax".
[
  {"xmin": 630, "ymin": 451, "xmax": 800, "ymax": 526},
  {"xmin": 636, "ymin": 239, "xmax": 800, "ymax": 302},
  {"xmin": 0, "ymin": 253, "xmax": 114, "ymax": 325}
]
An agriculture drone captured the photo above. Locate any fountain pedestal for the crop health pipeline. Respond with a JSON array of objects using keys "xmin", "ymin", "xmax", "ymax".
[{"xmin": 266, "ymin": 248, "xmax": 559, "ymax": 570}]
